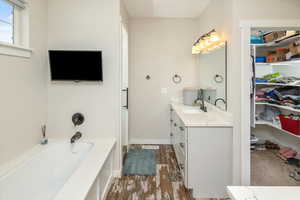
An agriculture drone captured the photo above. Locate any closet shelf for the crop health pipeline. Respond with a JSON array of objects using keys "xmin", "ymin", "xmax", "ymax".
[
  {"xmin": 255, "ymin": 102, "xmax": 300, "ymax": 113},
  {"xmin": 251, "ymin": 34, "xmax": 300, "ymax": 48},
  {"xmin": 256, "ymin": 83, "xmax": 300, "ymax": 87},
  {"xmin": 255, "ymin": 60, "xmax": 300, "ymax": 66},
  {"xmin": 255, "ymin": 120, "xmax": 300, "ymax": 139}
]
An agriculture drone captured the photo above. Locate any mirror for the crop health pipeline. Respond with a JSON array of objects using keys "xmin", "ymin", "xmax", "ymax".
[{"xmin": 197, "ymin": 42, "xmax": 227, "ymax": 110}]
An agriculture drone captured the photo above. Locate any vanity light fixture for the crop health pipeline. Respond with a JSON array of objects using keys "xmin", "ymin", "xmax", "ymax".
[{"xmin": 192, "ymin": 29, "xmax": 225, "ymax": 54}]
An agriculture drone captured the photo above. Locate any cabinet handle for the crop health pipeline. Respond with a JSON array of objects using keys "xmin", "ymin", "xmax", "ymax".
[
  {"xmin": 170, "ymin": 119, "xmax": 173, "ymax": 123},
  {"xmin": 180, "ymin": 143, "xmax": 184, "ymax": 148},
  {"xmin": 170, "ymin": 133, "xmax": 173, "ymax": 136},
  {"xmin": 179, "ymin": 127, "xmax": 185, "ymax": 131},
  {"xmin": 174, "ymin": 123, "xmax": 177, "ymax": 127},
  {"xmin": 122, "ymin": 88, "xmax": 129, "ymax": 109}
]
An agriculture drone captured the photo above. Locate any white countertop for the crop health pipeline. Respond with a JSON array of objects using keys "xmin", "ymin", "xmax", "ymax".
[
  {"xmin": 171, "ymin": 102, "xmax": 233, "ymax": 127},
  {"xmin": 227, "ymin": 186, "xmax": 300, "ymax": 200}
]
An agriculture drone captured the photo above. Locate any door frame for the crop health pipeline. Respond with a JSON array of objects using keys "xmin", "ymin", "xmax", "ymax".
[
  {"xmin": 121, "ymin": 22, "xmax": 129, "ymax": 146},
  {"xmin": 240, "ymin": 20, "xmax": 300, "ymax": 185},
  {"xmin": 119, "ymin": 18, "xmax": 129, "ymax": 174}
]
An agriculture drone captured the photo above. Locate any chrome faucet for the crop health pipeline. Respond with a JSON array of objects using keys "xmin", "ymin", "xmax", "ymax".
[
  {"xmin": 194, "ymin": 89, "xmax": 207, "ymax": 112},
  {"xmin": 71, "ymin": 131, "xmax": 82, "ymax": 144},
  {"xmin": 215, "ymin": 98, "xmax": 226, "ymax": 106}
]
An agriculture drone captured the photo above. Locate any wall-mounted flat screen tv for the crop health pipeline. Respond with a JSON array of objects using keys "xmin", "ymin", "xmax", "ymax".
[{"xmin": 49, "ymin": 50, "xmax": 103, "ymax": 81}]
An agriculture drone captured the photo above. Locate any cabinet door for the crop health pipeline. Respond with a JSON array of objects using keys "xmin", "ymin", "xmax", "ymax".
[
  {"xmin": 173, "ymin": 122, "xmax": 179, "ymax": 147},
  {"xmin": 177, "ymin": 125, "xmax": 186, "ymax": 155},
  {"xmin": 170, "ymin": 106, "xmax": 175, "ymax": 145},
  {"xmin": 187, "ymin": 127, "xmax": 232, "ymax": 198},
  {"xmin": 172, "ymin": 112, "xmax": 188, "ymax": 185}
]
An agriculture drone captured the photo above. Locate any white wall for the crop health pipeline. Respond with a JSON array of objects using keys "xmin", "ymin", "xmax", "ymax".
[
  {"xmin": 129, "ymin": 19, "xmax": 198, "ymax": 144},
  {"xmin": 236, "ymin": 0, "xmax": 300, "ymax": 20},
  {"xmin": 47, "ymin": 0, "xmax": 122, "ymax": 170},
  {"xmin": 0, "ymin": 0, "xmax": 48, "ymax": 165}
]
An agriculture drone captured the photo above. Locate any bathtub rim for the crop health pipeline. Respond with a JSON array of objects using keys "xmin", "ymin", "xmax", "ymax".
[
  {"xmin": 0, "ymin": 140, "xmax": 94, "ymax": 181},
  {"xmin": 53, "ymin": 138, "xmax": 116, "ymax": 200},
  {"xmin": 0, "ymin": 138, "xmax": 116, "ymax": 200}
]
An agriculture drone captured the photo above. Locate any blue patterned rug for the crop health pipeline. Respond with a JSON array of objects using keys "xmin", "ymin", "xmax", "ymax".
[{"xmin": 123, "ymin": 149, "xmax": 156, "ymax": 176}]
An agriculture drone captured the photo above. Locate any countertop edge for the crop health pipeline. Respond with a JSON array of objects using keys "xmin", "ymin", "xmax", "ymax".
[{"xmin": 171, "ymin": 102, "xmax": 234, "ymax": 127}]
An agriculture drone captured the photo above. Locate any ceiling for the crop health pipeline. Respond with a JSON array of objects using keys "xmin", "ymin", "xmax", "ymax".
[{"xmin": 123, "ymin": 0, "xmax": 211, "ymax": 19}]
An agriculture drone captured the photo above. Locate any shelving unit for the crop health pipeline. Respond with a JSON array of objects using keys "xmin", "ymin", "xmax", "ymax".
[
  {"xmin": 256, "ymin": 83, "xmax": 300, "ymax": 87},
  {"xmin": 252, "ymin": 33, "xmax": 300, "ymax": 138},
  {"xmin": 255, "ymin": 102, "xmax": 300, "ymax": 113},
  {"xmin": 251, "ymin": 34, "xmax": 300, "ymax": 48},
  {"xmin": 256, "ymin": 60, "xmax": 300, "ymax": 66},
  {"xmin": 255, "ymin": 120, "xmax": 300, "ymax": 139}
]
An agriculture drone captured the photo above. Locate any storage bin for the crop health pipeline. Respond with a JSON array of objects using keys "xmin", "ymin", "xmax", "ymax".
[
  {"xmin": 256, "ymin": 80, "xmax": 268, "ymax": 83},
  {"xmin": 279, "ymin": 115, "xmax": 300, "ymax": 135},
  {"xmin": 251, "ymin": 36, "xmax": 264, "ymax": 44},
  {"xmin": 256, "ymin": 57, "xmax": 266, "ymax": 63}
]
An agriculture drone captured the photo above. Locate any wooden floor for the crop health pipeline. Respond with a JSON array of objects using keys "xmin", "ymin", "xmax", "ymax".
[
  {"xmin": 106, "ymin": 145, "xmax": 228, "ymax": 200},
  {"xmin": 106, "ymin": 144, "xmax": 193, "ymax": 200},
  {"xmin": 251, "ymin": 149, "xmax": 300, "ymax": 186}
]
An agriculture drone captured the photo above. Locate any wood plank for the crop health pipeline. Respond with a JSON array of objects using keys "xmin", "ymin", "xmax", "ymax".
[{"xmin": 106, "ymin": 145, "xmax": 196, "ymax": 200}]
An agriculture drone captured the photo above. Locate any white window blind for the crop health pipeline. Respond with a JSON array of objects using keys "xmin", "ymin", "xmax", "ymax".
[{"xmin": 6, "ymin": 0, "xmax": 26, "ymax": 9}]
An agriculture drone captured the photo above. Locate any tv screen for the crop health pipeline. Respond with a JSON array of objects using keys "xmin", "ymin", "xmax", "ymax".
[{"xmin": 49, "ymin": 50, "xmax": 103, "ymax": 81}]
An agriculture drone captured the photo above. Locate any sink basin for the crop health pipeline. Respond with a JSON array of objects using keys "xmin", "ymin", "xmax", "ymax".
[{"xmin": 183, "ymin": 109, "xmax": 202, "ymax": 114}]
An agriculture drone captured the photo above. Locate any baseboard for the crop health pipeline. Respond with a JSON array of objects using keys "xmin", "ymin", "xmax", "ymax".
[
  {"xmin": 113, "ymin": 170, "xmax": 122, "ymax": 178},
  {"xmin": 101, "ymin": 174, "xmax": 114, "ymax": 200},
  {"xmin": 129, "ymin": 139, "xmax": 170, "ymax": 145}
]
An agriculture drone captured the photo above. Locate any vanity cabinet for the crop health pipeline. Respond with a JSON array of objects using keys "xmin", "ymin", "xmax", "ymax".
[
  {"xmin": 170, "ymin": 108, "xmax": 188, "ymax": 185},
  {"xmin": 170, "ymin": 105, "xmax": 233, "ymax": 198}
]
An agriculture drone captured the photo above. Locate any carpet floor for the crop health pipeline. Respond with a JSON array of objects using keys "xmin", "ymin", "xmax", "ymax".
[{"xmin": 251, "ymin": 149, "xmax": 300, "ymax": 186}]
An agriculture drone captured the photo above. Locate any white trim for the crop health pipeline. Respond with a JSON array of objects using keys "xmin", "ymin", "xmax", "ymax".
[
  {"xmin": 240, "ymin": 19, "xmax": 300, "ymax": 28},
  {"xmin": 240, "ymin": 25, "xmax": 251, "ymax": 186},
  {"xmin": 0, "ymin": 42, "xmax": 32, "ymax": 58},
  {"xmin": 118, "ymin": 16, "xmax": 123, "ymax": 181},
  {"xmin": 113, "ymin": 170, "xmax": 121, "ymax": 178},
  {"xmin": 240, "ymin": 19, "xmax": 300, "ymax": 186},
  {"xmin": 0, "ymin": 2, "xmax": 30, "ymax": 58},
  {"xmin": 129, "ymin": 139, "xmax": 171, "ymax": 145},
  {"xmin": 6, "ymin": 0, "xmax": 26, "ymax": 9},
  {"xmin": 101, "ymin": 174, "xmax": 114, "ymax": 200}
]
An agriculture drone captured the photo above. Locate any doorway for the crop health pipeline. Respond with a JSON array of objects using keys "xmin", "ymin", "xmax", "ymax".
[
  {"xmin": 121, "ymin": 22, "xmax": 129, "ymax": 165},
  {"xmin": 240, "ymin": 20, "xmax": 300, "ymax": 185}
]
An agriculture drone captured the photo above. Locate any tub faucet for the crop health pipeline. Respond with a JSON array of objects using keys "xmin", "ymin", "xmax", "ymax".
[
  {"xmin": 71, "ymin": 131, "xmax": 82, "ymax": 144},
  {"xmin": 194, "ymin": 89, "xmax": 207, "ymax": 112}
]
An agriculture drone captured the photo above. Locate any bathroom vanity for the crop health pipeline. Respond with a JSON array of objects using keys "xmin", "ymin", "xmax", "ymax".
[{"xmin": 170, "ymin": 102, "xmax": 233, "ymax": 198}]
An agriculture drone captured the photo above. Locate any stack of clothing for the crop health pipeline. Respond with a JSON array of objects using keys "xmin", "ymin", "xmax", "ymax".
[
  {"xmin": 256, "ymin": 87, "xmax": 300, "ymax": 109},
  {"xmin": 269, "ymin": 76, "xmax": 300, "ymax": 85},
  {"xmin": 256, "ymin": 72, "xmax": 300, "ymax": 85}
]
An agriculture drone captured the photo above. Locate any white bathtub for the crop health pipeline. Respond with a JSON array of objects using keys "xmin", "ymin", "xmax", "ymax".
[{"xmin": 0, "ymin": 139, "xmax": 116, "ymax": 200}]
